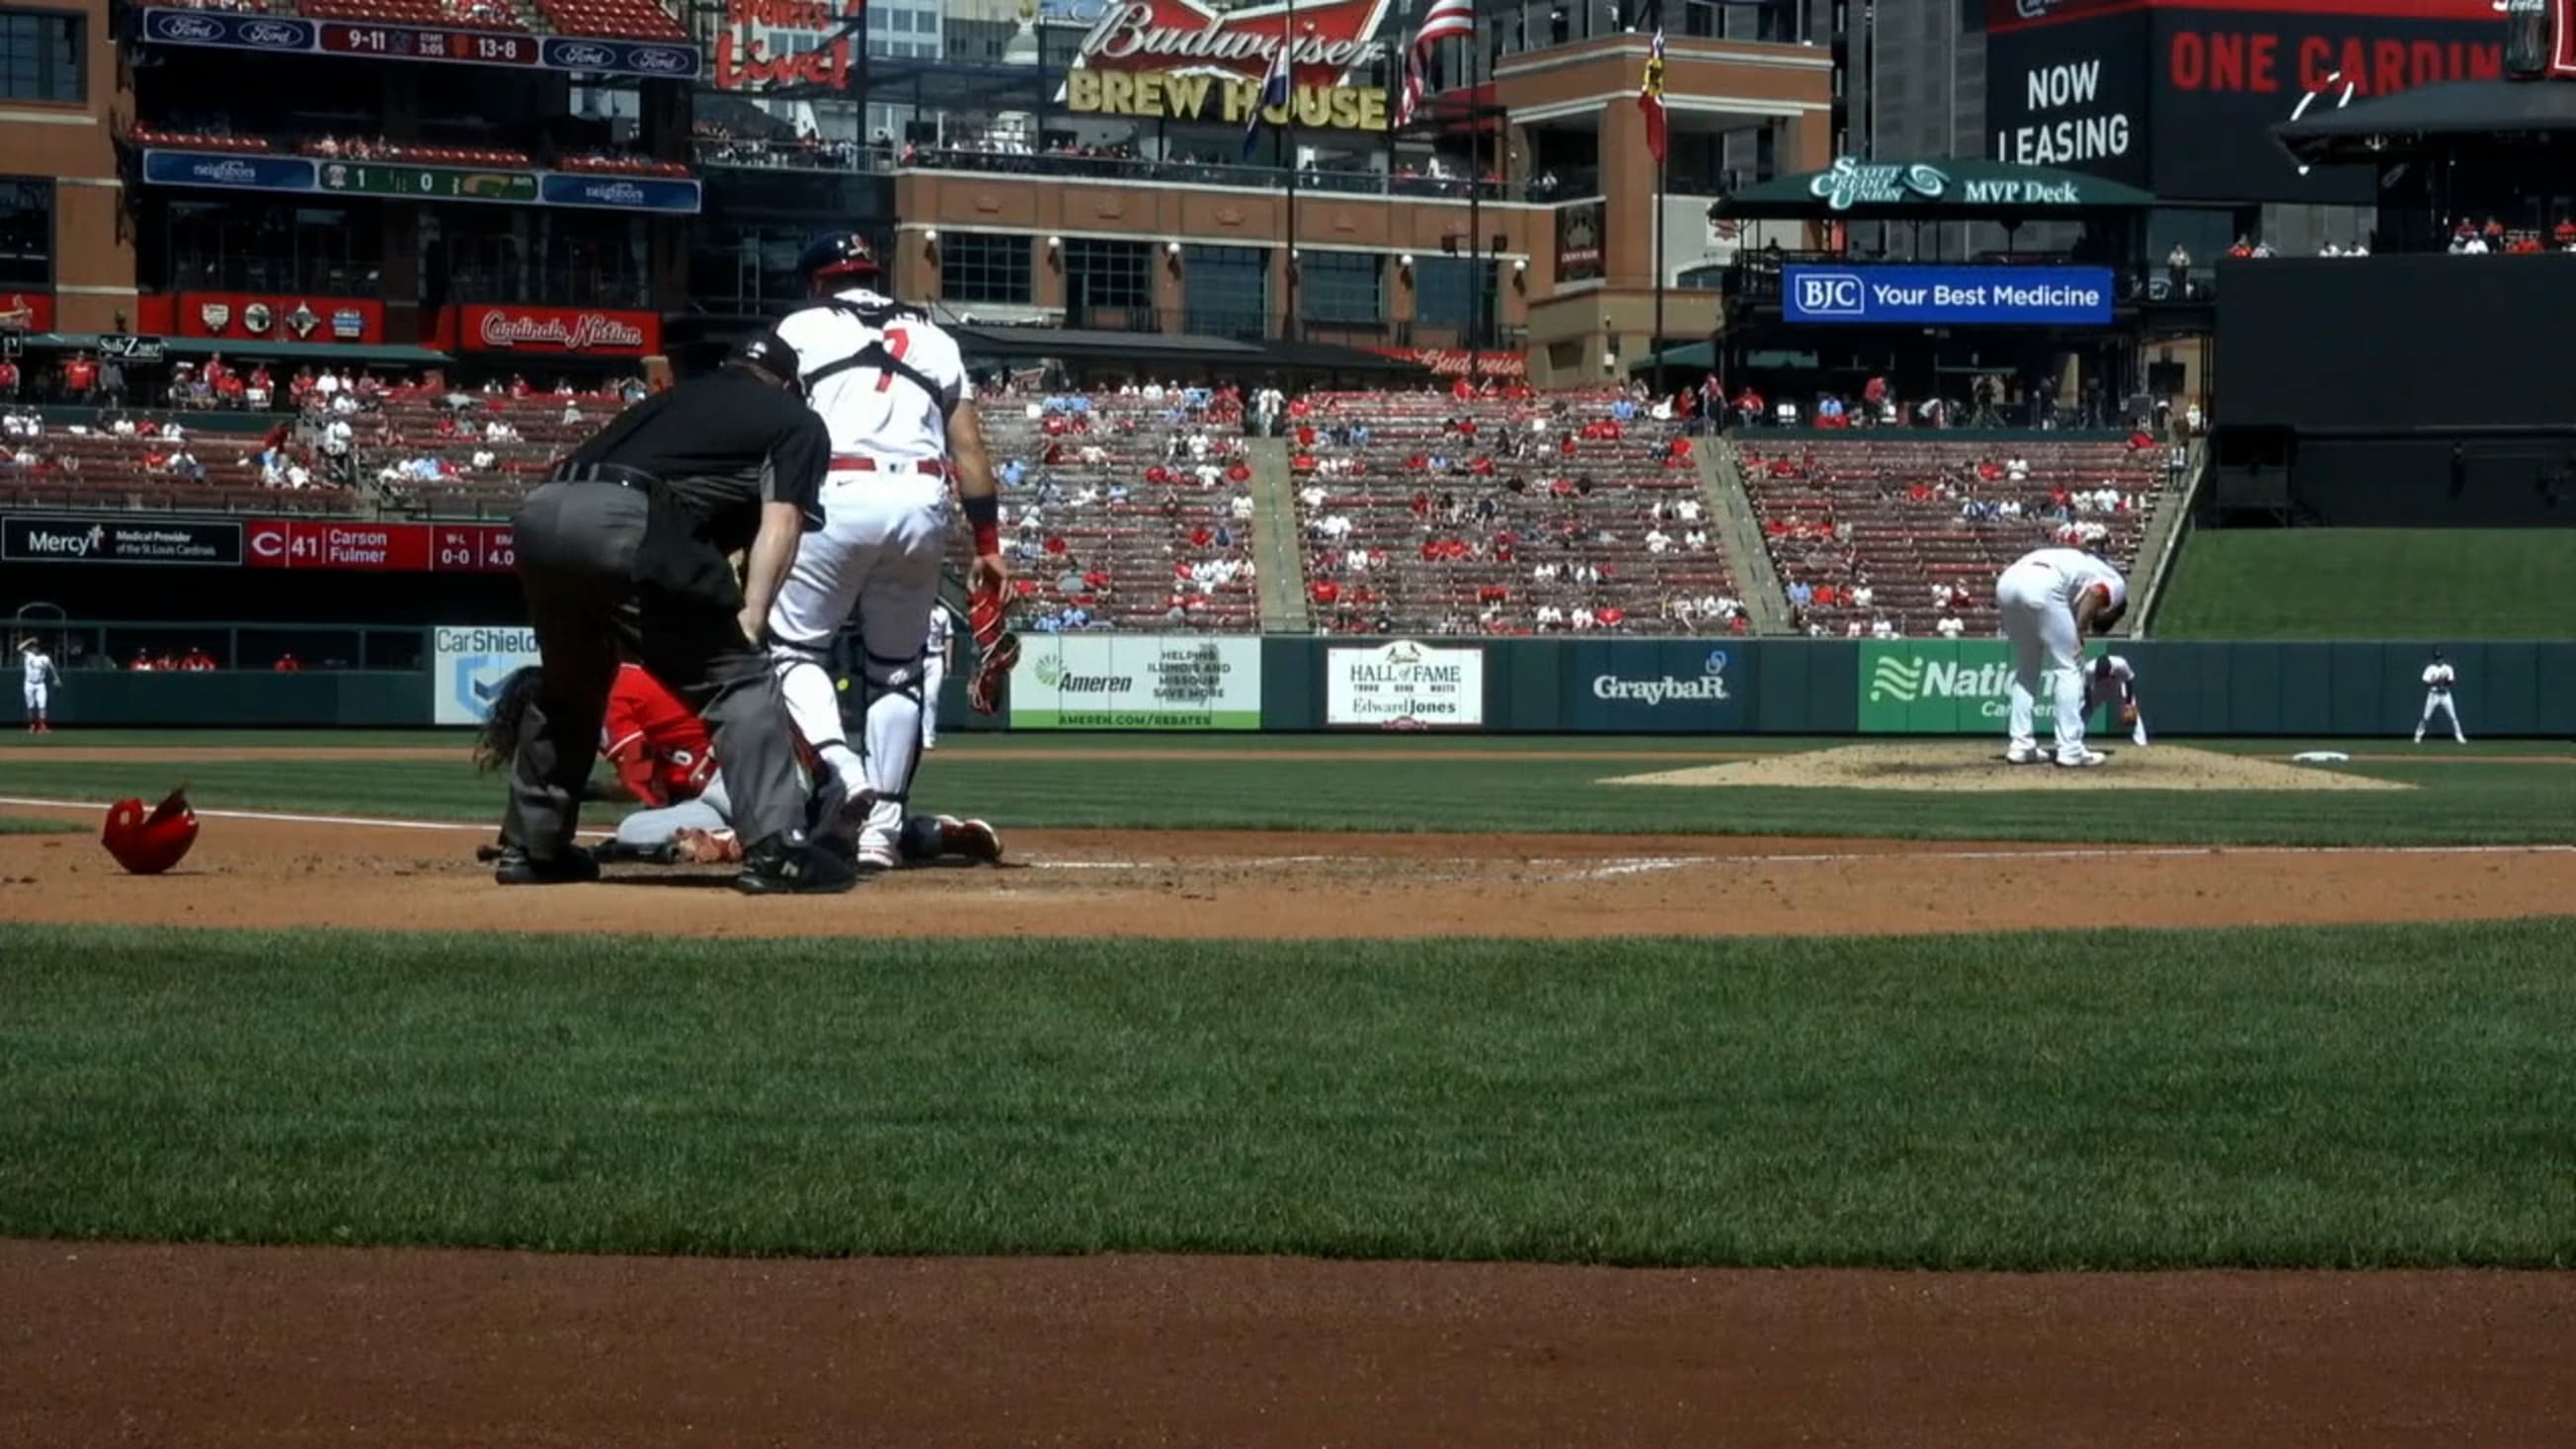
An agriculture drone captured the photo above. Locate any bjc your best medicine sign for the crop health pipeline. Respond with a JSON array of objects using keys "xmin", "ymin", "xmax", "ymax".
[{"xmin": 1784, "ymin": 266, "xmax": 2115, "ymax": 326}]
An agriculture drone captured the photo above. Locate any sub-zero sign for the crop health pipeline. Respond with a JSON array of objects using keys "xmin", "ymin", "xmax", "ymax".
[{"xmin": 2, "ymin": 516, "xmax": 243, "ymax": 566}]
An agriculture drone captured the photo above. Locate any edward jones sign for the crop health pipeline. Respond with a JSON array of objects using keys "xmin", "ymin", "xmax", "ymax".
[
  {"xmin": 462, "ymin": 304, "xmax": 659, "ymax": 357},
  {"xmin": 1328, "ymin": 639, "xmax": 1485, "ymax": 727}
]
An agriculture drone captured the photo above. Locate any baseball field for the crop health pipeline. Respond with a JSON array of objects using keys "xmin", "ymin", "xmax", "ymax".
[{"xmin": 6, "ymin": 729, "xmax": 2574, "ymax": 1444}]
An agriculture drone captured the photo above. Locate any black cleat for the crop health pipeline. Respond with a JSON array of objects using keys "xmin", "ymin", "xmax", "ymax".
[
  {"xmin": 735, "ymin": 829, "xmax": 860, "ymax": 895},
  {"xmin": 493, "ymin": 845, "xmax": 602, "ymax": 886}
]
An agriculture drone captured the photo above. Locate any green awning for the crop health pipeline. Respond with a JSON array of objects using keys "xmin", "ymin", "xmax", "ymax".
[
  {"xmin": 1718, "ymin": 158, "xmax": 2155, "ymax": 220},
  {"xmin": 9, "ymin": 332, "xmax": 453, "ymax": 365}
]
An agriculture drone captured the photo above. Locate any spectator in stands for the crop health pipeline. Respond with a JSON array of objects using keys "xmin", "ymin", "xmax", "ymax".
[
  {"xmin": 179, "ymin": 646, "xmax": 217, "ymax": 673},
  {"xmin": 274, "ymin": 653, "xmax": 301, "ymax": 673},
  {"xmin": 0, "ymin": 355, "xmax": 16, "ymax": 401},
  {"xmin": 1937, "ymin": 614, "xmax": 1966, "ymax": 639},
  {"xmin": 2165, "ymin": 243, "xmax": 2191, "ymax": 297},
  {"xmin": 63, "ymin": 352, "xmax": 96, "ymax": 400}
]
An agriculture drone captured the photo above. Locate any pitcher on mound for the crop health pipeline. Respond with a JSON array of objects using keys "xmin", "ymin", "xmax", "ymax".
[
  {"xmin": 755, "ymin": 232, "xmax": 1008, "ymax": 870},
  {"xmin": 1993, "ymin": 546, "xmax": 2128, "ymax": 767}
]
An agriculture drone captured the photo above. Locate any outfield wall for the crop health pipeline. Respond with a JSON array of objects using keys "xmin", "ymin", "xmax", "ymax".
[{"xmin": 9, "ymin": 635, "xmax": 2574, "ymax": 736}]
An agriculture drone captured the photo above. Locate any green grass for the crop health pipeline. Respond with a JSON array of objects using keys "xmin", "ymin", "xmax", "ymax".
[
  {"xmin": 8, "ymin": 921, "xmax": 2573, "ymax": 1268},
  {"xmin": 0, "ymin": 742, "xmax": 2568, "ymax": 845},
  {"xmin": 0, "ymin": 815, "xmax": 77, "ymax": 835},
  {"xmin": 2155, "ymin": 527, "xmax": 2576, "ymax": 640},
  {"xmin": 0, "ymin": 729, "xmax": 475, "ymax": 750}
]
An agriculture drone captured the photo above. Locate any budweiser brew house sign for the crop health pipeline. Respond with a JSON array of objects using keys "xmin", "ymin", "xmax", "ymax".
[{"xmin": 1067, "ymin": 0, "xmax": 1396, "ymax": 131}]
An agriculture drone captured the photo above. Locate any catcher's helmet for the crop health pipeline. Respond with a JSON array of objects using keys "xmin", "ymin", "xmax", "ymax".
[{"xmin": 797, "ymin": 231, "xmax": 880, "ymax": 287}]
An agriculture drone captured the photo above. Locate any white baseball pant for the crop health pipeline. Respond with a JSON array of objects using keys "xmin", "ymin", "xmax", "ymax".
[
  {"xmin": 766, "ymin": 470, "xmax": 948, "ymax": 857},
  {"xmin": 613, "ymin": 770, "xmax": 733, "ymax": 850},
  {"xmin": 921, "ymin": 651, "xmax": 944, "ymax": 750},
  {"xmin": 2417, "ymin": 691, "xmax": 2464, "ymax": 742},
  {"xmin": 1995, "ymin": 560, "xmax": 2088, "ymax": 761},
  {"xmin": 23, "ymin": 684, "xmax": 46, "ymax": 717}
]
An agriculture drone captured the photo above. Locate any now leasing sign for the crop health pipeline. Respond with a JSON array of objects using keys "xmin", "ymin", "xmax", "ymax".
[
  {"xmin": 1009, "ymin": 634, "xmax": 1260, "ymax": 730},
  {"xmin": 1859, "ymin": 641, "xmax": 2110, "ymax": 734}
]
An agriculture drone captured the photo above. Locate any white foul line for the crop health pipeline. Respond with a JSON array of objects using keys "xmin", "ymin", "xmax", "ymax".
[
  {"xmin": 2, "ymin": 796, "xmax": 2567, "ymax": 867},
  {"xmin": 0, "ymin": 796, "xmax": 606, "ymax": 838}
]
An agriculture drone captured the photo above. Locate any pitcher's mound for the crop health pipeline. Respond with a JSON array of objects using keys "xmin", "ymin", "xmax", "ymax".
[{"xmin": 1606, "ymin": 743, "xmax": 2410, "ymax": 793}]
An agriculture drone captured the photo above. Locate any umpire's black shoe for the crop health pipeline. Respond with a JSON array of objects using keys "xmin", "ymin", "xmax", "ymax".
[
  {"xmin": 493, "ymin": 845, "xmax": 602, "ymax": 886},
  {"xmin": 735, "ymin": 829, "xmax": 859, "ymax": 895}
]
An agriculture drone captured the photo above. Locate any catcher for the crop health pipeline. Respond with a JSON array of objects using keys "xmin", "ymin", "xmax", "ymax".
[
  {"xmin": 2086, "ymin": 654, "xmax": 2152, "ymax": 748},
  {"xmin": 474, "ymin": 653, "xmax": 1006, "ymax": 867}
]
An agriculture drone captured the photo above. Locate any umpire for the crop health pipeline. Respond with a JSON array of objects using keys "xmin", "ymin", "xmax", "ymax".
[{"xmin": 495, "ymin": 343, "xmax": 855, "ymax": 894}]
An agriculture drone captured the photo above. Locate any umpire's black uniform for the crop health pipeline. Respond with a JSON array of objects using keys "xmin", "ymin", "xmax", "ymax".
[{"xmin": 499, "ymin": 366, "xmax": 840, "ymax": 890}]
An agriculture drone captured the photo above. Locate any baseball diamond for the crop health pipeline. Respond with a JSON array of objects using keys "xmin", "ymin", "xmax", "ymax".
[{"xmin": 14, "ymin": 0, "xmax": 2576, "ymax": 1432}]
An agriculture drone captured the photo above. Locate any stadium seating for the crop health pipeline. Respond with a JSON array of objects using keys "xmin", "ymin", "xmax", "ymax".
[
  {"xmin": 979, "ymin": 393, "xmax": 1262, "ymax": 633},
  {"xmin": 1287, "ymin": 390, "xmax": 1741, "ymax": 636},
  {"xmin": 362, "ymin": 391, "xmax": 621, "ymax": 518},
  {"xmin": 125, "ymin": 126, "xmax": 273, "ymax": 152},
  {"xmin": 1734, "ymin": 435, "xmax": 2164, "ymax": 637},
  {"xmin": 532, "ymin": 0, "xmax": 690, "ymax": 41},
  {"xmin": 556, "ymin": 155, "xmax": 693, "ymax": 179},
  {"xmin": 0, "ymin": 427, "xmax": 355, "ymax": 515},
  {"xmin": 295, "ymin": 0, "xmax": 525, "ymax": 31}
]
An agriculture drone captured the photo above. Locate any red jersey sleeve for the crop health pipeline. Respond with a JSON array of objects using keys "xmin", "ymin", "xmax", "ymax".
[{"xmin": 600, "ymin": 673, "xmax": 668, "ymax": 806}]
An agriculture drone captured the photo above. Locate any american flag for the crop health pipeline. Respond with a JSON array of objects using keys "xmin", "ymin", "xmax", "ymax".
[
  {"xmin": 1395, "ymin": 0, "xmax": 1476, "ymax": 129},
  {"xmin": 1243, "ymin": 28, "xmax": 1297, "ymax": 159}
]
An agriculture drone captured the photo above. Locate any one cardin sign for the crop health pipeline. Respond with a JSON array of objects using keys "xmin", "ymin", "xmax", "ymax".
[
  {"xmin": 1327, "ymin": 638, "xmax": 1485, "ymax": 728},
  {"xmin": 2, "ymin": 516, "xmax": 243, "ymax": 566},
  {"xmin": 1065, "ymin": 0, "xmax": 1394, "ymax": 130}
]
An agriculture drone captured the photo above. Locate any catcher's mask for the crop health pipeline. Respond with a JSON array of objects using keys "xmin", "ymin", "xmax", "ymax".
[{"xmin": 102, "ymin": 787, "xmax": 200, "ymax": 875}]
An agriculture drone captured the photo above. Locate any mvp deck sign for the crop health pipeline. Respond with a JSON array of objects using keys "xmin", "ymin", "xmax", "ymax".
[{"xmin": 1066, "ymin": 0, "xmax": 1395, "ymax": 130}]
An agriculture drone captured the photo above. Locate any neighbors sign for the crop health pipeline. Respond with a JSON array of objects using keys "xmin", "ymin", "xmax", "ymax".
[{"xmin": 1065, "ymin": 0, "xmax": 1394, "ymax": 130}]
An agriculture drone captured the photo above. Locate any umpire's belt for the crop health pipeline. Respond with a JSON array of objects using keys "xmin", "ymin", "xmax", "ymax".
[
  {"xmin": 829, "ymin": 454, "xmax": 948, "ymax": 477},
  {"xmin": 549, "ymin": 460, "xmax": 659, "ymax": 489}
]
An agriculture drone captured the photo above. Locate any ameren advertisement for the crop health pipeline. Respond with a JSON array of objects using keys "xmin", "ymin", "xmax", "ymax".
[
  {"xmin": 1784, "ymin": 266, "xmax": 2114, "ymax": 327},
  {"xmin": 1328, "ymin": 639, "xmax": 1485, "ymax": 728},
  {"xmin": 1010, "ymin": 634, "xmax": 1261, "ymax": 730},
  {"xmin": 1859, "ymin": 641, "xmax": 2112, "ymax": 734},
  {"xmin": 433, "ymin": 624, "xmax": 540, "ymax": 727}
]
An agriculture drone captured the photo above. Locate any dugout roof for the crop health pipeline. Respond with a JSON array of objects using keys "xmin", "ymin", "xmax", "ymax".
[{"xmin": 2273, "ymin": 80, "xmax": 2576, "ymax": 167}]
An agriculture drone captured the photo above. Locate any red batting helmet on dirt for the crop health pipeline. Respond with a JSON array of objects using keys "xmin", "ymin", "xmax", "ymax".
[{"xmin": 102, "ymin": 787, "xmax": 200, "ymax": 875}]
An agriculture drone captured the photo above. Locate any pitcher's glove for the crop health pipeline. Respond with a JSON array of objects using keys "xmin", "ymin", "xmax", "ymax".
[{"xmin": 966, "ymin": 584, "xmax": 1020, "ymax": 716}]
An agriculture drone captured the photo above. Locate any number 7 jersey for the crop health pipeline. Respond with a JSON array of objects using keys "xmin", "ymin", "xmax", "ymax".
[{"xmin": 768, "ymin": 288, "xmax": 968, "ymax": 465}]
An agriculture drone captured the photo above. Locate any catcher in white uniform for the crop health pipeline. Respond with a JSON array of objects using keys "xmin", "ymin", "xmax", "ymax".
[
  {"xmin": 754, "ymin": 232, "xmax": 1009, "ymax": 871},
  {"xmin": 1993, "ymin": 545, "xmax": 2129, "ymax": 766},
  {"xmin": 18, "ymin": 638, "xmax": 58, "ymax": 733},
  {"xmin": 2415, "ymin": 650, "xmax": 2466, "ymax": 744}
]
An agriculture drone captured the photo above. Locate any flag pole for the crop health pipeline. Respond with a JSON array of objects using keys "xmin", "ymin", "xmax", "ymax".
[
  {"xmin": 1282, "ymin": 0, "xmax": 1300, "ymax": 344},
  {"xmin": 1652, "ymin": 141, "xmax": 1666, "ymax": 400}
]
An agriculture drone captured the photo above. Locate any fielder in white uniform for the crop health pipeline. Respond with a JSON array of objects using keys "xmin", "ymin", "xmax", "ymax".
[
  {"xmin": 757, "ymin": 232, "xmax": 1007, "ymax": 870},
  {"xmin": 2086, "ymin": 654, "xmax": 2151, "ymax": 748},
  {"xmin": 1993, "ymin": 546, "xmax": 2129, "ymax": 766},
  {"xmin": 19, "ymin": 639, "xmax": 58, "ymax": 733},
  {"xmin": 922, "ymin": 604, "xmax": 952, "ymax": 751},
  {"xmin": 2415, "ymin": 650, "xmax": 2466, "ymax": 744}
]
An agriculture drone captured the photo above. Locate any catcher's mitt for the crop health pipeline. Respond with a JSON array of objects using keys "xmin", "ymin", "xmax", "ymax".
[
  {"xmin": 966, "ymin": 582, "xmax": 1020, "ymax": 716},
  {"xmin": 2120, "ymin": 702, "xmax": 2140, "ymax": 728}
]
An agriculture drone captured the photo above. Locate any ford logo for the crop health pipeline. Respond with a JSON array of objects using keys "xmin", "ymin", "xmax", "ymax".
[
  {"xmin": 629, "ymin": 46, "xmax": 692, "ymax": 71},
  {"xmin": 153, "ymin": 14, "xmax": 223, "ymax": 39},
  {"xmin": 555, "ymin": 41, "xmax": 613, "ymax": 65},
  {"xmin": 242, "ymin": 21, "xmax": 303, "ymax": 43}
]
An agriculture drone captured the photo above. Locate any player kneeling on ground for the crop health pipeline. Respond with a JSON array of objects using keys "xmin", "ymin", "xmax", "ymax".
[
  {"xmin": 2086, "ymin": 654, "xmax": 2151, "ymax": 748},
  {"xmin": 475, "ymin": 657, "xmax": 1002, "ymax": 869},
  {"xmin": 1994, "ymin": 545, "xmax": 2129, "ymax": 767}
]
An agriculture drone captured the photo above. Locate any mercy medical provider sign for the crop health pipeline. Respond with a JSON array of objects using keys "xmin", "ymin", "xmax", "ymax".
[
  {"xmin": 1009, "ymin": 634, "xmax": 1260, "ymax": 729},
  {"xmin": 433, "ymin": 625, "xmax": 540, "ymax": 726},
  {"xmin": 1859, "ymin": 640, "xmax": 2112, "ymax": 734},
  {"xmin": 1327, "ymin": 639, "xmax": 1485, "ymax": 727},
  {"xmin": 1786, "ymin": 266, "xmax": 2114, "ymax": 326}
]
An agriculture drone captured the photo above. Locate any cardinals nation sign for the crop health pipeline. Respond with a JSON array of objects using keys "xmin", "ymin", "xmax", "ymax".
[{"xmin": 1066, "ymin": 0, "xmax": 1397, "ymax": 130}]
